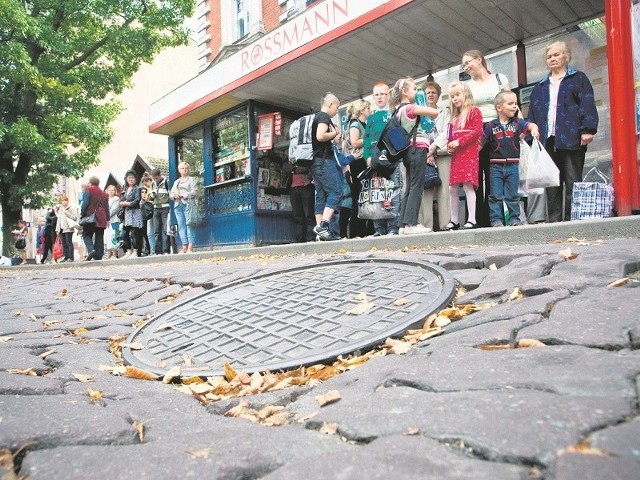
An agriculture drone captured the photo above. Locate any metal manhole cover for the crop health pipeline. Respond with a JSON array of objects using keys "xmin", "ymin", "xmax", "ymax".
[{"xmin": 122, "ymin": 258, "xmax": 455, "ymax": 377}]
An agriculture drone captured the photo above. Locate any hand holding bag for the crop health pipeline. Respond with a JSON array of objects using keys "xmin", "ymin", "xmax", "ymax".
[
  {"xmin": 525, "ymin": 139, "xmax": 560, "ymax": 189},
  {"xmin": 185, "ymin": 197, "xmax": 203, "ymax": 227},
  {"xmin": 423, "ymin": 163, "xmax": 442, "ymax": 190},
  {"xmin": 571, "ymin": 167, "xmax": 615, "ymax": 220},
  {"xmin": 52, "ymin": 236, "xmax": 64, "ymax": 260},
  {"xmin": 357, "ymin": 175, "xmax": 400, "ymax": 220}
]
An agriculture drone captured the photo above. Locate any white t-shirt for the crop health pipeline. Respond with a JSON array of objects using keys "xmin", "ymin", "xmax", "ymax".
[{"xmin": 467, "ymin": 73, "xmax": 510, "ymax": 123}]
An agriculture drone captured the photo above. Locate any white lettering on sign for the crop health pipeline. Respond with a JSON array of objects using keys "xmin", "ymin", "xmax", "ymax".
[{"xmin": 238, "ymin": 0, "xmax": 386, "ymax": 74}]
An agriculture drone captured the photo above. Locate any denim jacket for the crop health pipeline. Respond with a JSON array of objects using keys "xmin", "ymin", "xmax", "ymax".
[{"xmin": 527, "ymin": 67, "xmax": 598, "ymax": 150}]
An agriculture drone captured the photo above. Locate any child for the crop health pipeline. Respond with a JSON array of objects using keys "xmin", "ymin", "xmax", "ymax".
[
  {"xmin": 442, "ymin": 82, "xmax": 483, "ymax": 230},
  {"xmin": 12, "ymin": 219, "xmax": 28, "ymax": 265},
  {"xmin": 484, "ymin": 91, "xmax": 540, "ymax": 227},
  {"xmin": 387, "ymin": 77, "xmax": 439, "ymax": 235}
]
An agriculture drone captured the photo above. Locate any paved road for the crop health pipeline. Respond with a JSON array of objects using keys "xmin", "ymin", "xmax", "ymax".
[{"xmin": 1, "ymin": 223, "xmax": 639, "ymax": 479}]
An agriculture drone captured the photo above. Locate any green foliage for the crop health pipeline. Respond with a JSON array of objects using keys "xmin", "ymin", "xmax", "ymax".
[{"xmin": 0, "ymin": 0, "xmax": 194, "ymax": 253}]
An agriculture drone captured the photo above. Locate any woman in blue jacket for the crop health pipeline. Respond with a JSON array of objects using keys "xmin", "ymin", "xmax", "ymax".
[{"xmin": 528, "ymin": 41, "xmax": 599, "ymax": 222}]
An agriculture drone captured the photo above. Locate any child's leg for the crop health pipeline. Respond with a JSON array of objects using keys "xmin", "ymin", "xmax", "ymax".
[
  {"xmin": 463, "ymin": 182, "xmax": 477, "ymax": 225},
  {"xmin": 449, "ymin": 185, "xmax": 460, "ymax": 224},
  {"xmin": 488, "ymin": 164, "xmax": 505, "ymax": 225},
  {"xmin": 504, "ymin": 163, "xmax": 521, "ymax": 224}
]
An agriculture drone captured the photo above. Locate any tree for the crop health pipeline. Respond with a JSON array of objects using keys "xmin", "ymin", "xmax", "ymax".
[{"xmin": 0, "ymin": 0, "xmax": 194, "ymax": 255}]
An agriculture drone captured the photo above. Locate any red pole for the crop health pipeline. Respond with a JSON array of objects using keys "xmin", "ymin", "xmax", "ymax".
[{"xmin": 606, "ymin": 0, "xmax": 640, "ymax": 215}]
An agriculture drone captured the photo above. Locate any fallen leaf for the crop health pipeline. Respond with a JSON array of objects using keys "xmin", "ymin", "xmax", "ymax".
[
  {"xmin": 518, "ymin": 338, "xmax": 546, "ymax": 348},
  {"xmin": 477, "ymin": 344, "xmax": 512, "ymax": 351},
  {"xmin": 223, "ymin": 362, "xmax": 237, "ymax": 382},
  {"xmin": 389, "ymin": 341, "xmax": 412, "ymax": 355},
  {"xmin": 7, "ymin": 368, "xmax": 37, "ymax": 376},
  {"xmin": 121, "ymin": 342, "xmax": 145, "ymax": 350},
  {"xmin": 403, "ymin": 427, "xmax": 420, "ymax": 435},
  {"xmin": 73, "ymin": 327, "xmax": 89, "ymax": 335},
  {"xmin": 433, "ymin": 316, "xmax": 451, "ymax": 327},
  {"xmin": 132, "ymin": 420, "xmax": 145, "ymax": 443},
  {"xmin": 488, "ymin": 263, "xmax": 497, "ymax": 270},
  {"xmin": 316, "ymin": 390, "xmax": 341, "ymax": 407},
  {"xmin": 162, "ymin": 366, "xmax": 181, "ymax": 384},
  {"xmin": 560, "ymin": 440, "xmax": 608, "ymax": 457},
  {"xmin": 43, "ymin": 320, "xmax": 62, "ymax": 328},
  {"xmin": 185, "ymin": 448, "xmax": 212, "ymax": 459},
  {"xmin": 318, "ymin": 422, "xmax": 338, "ymax": 435},
  {"xmin": 72, "ymin": 374, "xmax": 95, "ymax": 383},
  {"xmin": 87, "ymin": 387, "xmax": 103, "ymax": 403},
  {"xmin": 0, "ymin": 336, "xmax": 14, "ymax": 342},
  {"xmin": 39, "ymin": 349, "xmax": 57, "ymax": 359},
  {"xmin": 558, "ymin": 247, "xmax": 578, "ymax": 260},
  {"xmin": 28, "ymin": 313, "xmax": 37, "ymax": 321},
  {"xmin": 155, "ymin": 322, "xmax": 174, "ymax": 331},
  {"xmin": 124, "ymin": 366, "xmax": 159, "ymax": 380},
  {"xmin": 354, "ymin": 292, "xmax": 369, "ymax": 302},
  {"xmin": 607, "ymin": 278, "xmax": 630, "ymax": 288},
  {"xmin": 393, "ymin": 298, "xmax": 411, "ymax": 306},
  {"xmin": 508, "ymin": 288, "xmax": 523, "ymax": 301},
  {"xmin": 346, "ymin": 300, "xmax": 375, "ymax": 315}
]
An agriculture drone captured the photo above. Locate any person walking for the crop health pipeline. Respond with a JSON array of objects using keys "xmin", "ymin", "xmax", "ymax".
[
  {"xmin": 80, "ymin": 176, "xmax": 109, "ymax": 261},
  {"xmin": 527, "ymin": 41, "xmax": 599, "ymax": 222}
]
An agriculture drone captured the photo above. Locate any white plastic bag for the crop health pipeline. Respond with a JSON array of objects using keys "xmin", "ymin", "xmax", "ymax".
[{"xmin": 526, "ymin": 139, "xmax": 560, "ymax": 189}]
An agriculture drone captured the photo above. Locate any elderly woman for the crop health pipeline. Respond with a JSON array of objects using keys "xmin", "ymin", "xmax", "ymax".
[
  {"xmin": 54, "ymin": 195, "xmax": 78, "ymax": 262},
  {"xmin": 120, "ymin": 170, "xmax": 143, "ymax": 258},
  {"xmin": 170, "ymin": 162, "xmax": 198, "ymax": 253},
  {"xmin": 462, "ymin": 49, "xmax": 512, "ymax": 228},
  {"xmin": 527, "ymin": 41, "xmax": 599, "ymax": 222}
]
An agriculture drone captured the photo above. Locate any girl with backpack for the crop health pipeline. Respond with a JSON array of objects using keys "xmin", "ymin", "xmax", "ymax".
[
  {"xmin": 388, "ymin": 77, "xmax": 439, "ymax": 235},
  {"xmin": 442, "ymin": 82, "xmax": 483, "ymax": 231}
]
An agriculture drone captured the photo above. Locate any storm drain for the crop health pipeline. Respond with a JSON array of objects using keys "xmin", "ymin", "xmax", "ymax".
[{"xmin": 122, "ymin": 258, "xmax": 456, "ymax": 377}]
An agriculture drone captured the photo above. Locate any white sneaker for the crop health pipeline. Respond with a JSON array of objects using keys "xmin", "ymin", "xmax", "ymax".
[
  {"xmin": 122, "ymin": 251, "xmax": 132, "ymax": 259},
  {"xmin": 401, "ymin": 224, "xmax": 432, "ymax": 235}
]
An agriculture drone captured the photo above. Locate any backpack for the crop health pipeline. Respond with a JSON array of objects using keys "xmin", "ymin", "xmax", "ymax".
[
  {"xmin": 340, "ymin": 119, "xmax": 364, "ymax": 156},
  {"xmin": 288, "ymin": 113, "xmax": 317, "ymax": 165},
  {"xmin": 377, "ymin": 104, "xmax": 419, "ymax": 161}
]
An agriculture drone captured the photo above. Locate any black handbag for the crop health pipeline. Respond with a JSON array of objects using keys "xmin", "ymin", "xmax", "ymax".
[
  {"xmin": 79, "ymin": 212, "xmax": 96, "ymax": 226},
  {"xmin": 14, "ymin": 237, "xmax": 26, "ymax": 250},
  {"xmin": 424, "ymin": 163, "xmax": 442, "ymax": 190}
]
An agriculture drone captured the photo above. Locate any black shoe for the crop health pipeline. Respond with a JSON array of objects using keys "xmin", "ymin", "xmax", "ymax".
[
  {"xmin": 85, "ymin": 250, "xmax": 95, "ymax": 261},
  {"xmin": 441, "ymin": 222, "xmax": 460, "ymax": 231},
  {"xmin": 462, "ymin": 221, "xmax": 477, "ymax": 230}
]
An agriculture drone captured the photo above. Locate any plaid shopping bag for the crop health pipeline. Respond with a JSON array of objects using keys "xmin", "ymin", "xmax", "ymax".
[{"xmin": 571, "ymin": 167, "xmax": 614, "ymax": 220}]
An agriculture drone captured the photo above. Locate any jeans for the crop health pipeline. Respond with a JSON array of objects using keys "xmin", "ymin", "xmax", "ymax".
[
  {"xmin": 289, "ymin": 184, "xmax": 315, "ymax": 242},
  {"xmin": 147, "ymin": 216, "xmax": 155, "ymax": 255},
  {"xmin": 153, "ymin": 207, "xmax": 170, "ymax": 253},
  {"xmin": 488, "ymin": 163, "xmax": 520, "ymax": 225},
  {"xmin": 373, "ymin": 162, "xmax": 402, "ymax": 234},
  {"xmin": 399, "ymin": 146, "xmax": 427, "ymax": 227},
  {"xmin": 311, "ymin": 156, "xmax": 342, "ymax": 214},
  {"xmin": 544, "ymin": 136, "xmax": 586, "ymax": 222},
  {"xmin": 174, "ymin": 202, "xmax": 195, "ymax": 245},
  {"xmin": 60, "ymin": 231, "xmax": 74, "ymax": 260}
]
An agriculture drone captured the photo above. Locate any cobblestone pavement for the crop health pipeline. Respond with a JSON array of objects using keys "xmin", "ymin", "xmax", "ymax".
[{"xmin": 1, "ymin": 235, "xmax": 639, "ymax": 479}]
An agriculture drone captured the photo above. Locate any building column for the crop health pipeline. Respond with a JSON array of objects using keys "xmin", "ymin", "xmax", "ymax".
[{"xmin": 606, "ymin": 0, "xmax": 640, "ymax": 215}]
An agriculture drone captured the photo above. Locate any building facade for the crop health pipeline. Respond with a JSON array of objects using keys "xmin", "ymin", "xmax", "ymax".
[{"xmin": 150, "ymin": 0, "xmax": 639, "ymax": 249}]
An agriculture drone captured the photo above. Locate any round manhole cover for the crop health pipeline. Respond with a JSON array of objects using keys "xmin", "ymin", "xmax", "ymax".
[{"xmin": 122, "ymin": 258, "xmax": 455, "ymax": 377}]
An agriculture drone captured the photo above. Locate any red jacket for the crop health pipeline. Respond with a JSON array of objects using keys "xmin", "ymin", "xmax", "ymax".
[{"xmin": 81, "ymin": 185, "xmax": 109, "ymax": 229}]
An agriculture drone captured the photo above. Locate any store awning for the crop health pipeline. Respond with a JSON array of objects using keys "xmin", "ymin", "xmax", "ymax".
[{"xmin": 149, "ymin": 0, "xmax": 605, "ymax": 136}]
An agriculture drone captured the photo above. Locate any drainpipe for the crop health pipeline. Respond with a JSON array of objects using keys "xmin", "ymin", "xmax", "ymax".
[{"xmin": 606, "ymin": 0, "xmax": 640, "ymax": 214}]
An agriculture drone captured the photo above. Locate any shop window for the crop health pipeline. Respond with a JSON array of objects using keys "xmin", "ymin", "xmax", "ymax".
[{"xmin": 176, "ymin": 125, "xmax": 204, "ymax": 211}]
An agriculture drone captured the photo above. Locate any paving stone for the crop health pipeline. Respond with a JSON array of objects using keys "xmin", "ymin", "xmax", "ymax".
[
  {"xmin": 0, "ymin": 346, "xmax": 49, "ymax": 373},
  {"xmin": 518, "ymin": 287, "xmax": 640, "ymax": 348},
  {"xmin": 553, "ymin": 453, "xmax": 640, "ymax": 480},
  {"xmin": 384, "ymin": 345, "xmax": 640, "ymax": 398},
  {"xmin": 262, "ymin": 434, "xmax": 530, "ymax": 480},
  {"xmin": 591, "ymin": 416, "xmax": 640, "ymax": 460},
  {"xmin": 0, "ymin": 371, "xmax": 64, "ymax": 395},
  {"xmin": 303, "ymin": 387, "xmax": 632, "ymax": 465},
  {"xmin": 450, "ymin": 268, "xmax": 489, "ymax": 290}
]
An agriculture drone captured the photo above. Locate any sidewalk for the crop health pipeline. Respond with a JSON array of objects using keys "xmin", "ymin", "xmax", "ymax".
[{"xmin": 0, "ymin": 217, "xmax": 639, "ymax": 479}]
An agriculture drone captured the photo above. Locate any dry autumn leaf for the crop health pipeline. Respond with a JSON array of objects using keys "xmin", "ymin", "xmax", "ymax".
[
  {"xmin": 185, "ymin": 448, "xmax": 212, "ymax": 459},
  {"xmin": 28, "ymin": 313, "xmax": 37, "ymax": 321},
  {"xmin": 518, "ymin": 338, "xmax": 546, "ymax": 348},
  {"xmin": 0, "ymin": 336, "xmax": 13, "ymax": 342},
  {"xmin": 7, "ymin": 368, "xmax": 37, "ymax": 376},
  {"xmin": 73, "ymin": 327, "xmax": 89, "ymax": 336},
  {"xmin": 224, "ymin": 362, "xmax": 237, "ymax": 382},
  {"xmin": 132, "ymin": 420, "xmax": 145, "ymax": 443},
  {"xmin": 488, "ymin": 263, "xmax": 497, "ymax": 270},
  {"xmin": 558, "ymin": 247, "xmax": 578, "ymax": 260},
  {"xmin": 318, "ymin": 422, "xmax": 339, "ymax": 435},
  {"xmin": 607, "ymin": 278, "xmax": 631, "ymax": 288},
  {"xmin": 124, "ymin": 366, "xmax": 159, "ymax": 381},
  {"xmin": 155, "ymin": 322, "xmax": 174, "ymax": 331},
  {"xmin": 73, "ymin": 374, "xmax": 95, "ymax": 383},
  {"xmin": 403, "ymin": 427, "xmax": 420, "ymax": 435},
  {"xmin": 315, "ymin": 390, "xmax": 341, "ymax": 407},
  {"xmin": 121, "ymin": 342, "xmax": 145, "ymax": 350},
  {"xmin": 477, "ymin": 343, "xmax": 512, "ymax": 351},
  {"xmin": 346, "ymin": 300, "xmax": 374, "ymax": 315},
  {"xmin": 87, "ymin": 387, "xmax": 103, "ymax": 403},
  {"xmin": 39, "ymin": 349, "xmax": 56, "ymax": 359},
  {"xmin": 162, "ymin": 366, "xmax": 181, "ymax": 384},
  {"xmin": 508, "ymin": 288, "xmax": 523, "ymax": 301},
  {"xmin": 393, "ymin": 298, "xmax": 411, "ymax": 306}
]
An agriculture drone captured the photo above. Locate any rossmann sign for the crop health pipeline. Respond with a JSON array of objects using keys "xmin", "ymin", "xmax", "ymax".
[{"xmin": 238, "ymin": 0, "xmax": 386, "ymax": 74}]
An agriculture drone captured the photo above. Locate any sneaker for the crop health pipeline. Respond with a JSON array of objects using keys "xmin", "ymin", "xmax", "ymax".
[
  {"xmin": 312, "ymin": 221, "xmax": 331, "ymax": 241},
  {"xmin": 122, "ymin": 251, "xmax": 132, "ymax": 259},
  {"xmin": 491, "ymin": 222, "xmax": 503, "ymax": 228},
  {"xmin": 387, "ymin": 231, "xmax": 399, "ymax": 235},
  {"xmin": 326, "ymin": 233, "xmax": 341, "ymax": 241},
  {"xmin": 509, "ymin": 221, "xmax": 522, "ymax": 227},
  {"xmin": 398, "ymin": 227, "xmax": 405, "ymax": 235},
  {"xmin": 401, "ymin": 224, "xmax": 431, "ymax": 235},
  {"xmin": 373, "ymin": 232, "xmax": 382, "ymax": 237}
]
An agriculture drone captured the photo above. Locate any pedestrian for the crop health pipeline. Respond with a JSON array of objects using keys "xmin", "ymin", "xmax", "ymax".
[
  {"xmin": 104, "ymin": 185, "xmax": 121, "ymax": 259},
  {"xmin": 387, "ymin": 77, "xmax": 438, "ymax": 235},
  {"xmin": 54, "ymin": 195, "xmax": 78, "ymax": 262},
  {"xmin": 442, "ymin": 81, "xmax": 483, "ymax": 231},
  {"xmin": 12, "ymin": 219, "xmax": 28, "ymax": 265},
  {"xmin": 120, "ymin": 170, "xmax": 144, "ymax": 258},
  {"xmin": 41, "ymin": 208, "xmax": 58, "ymax": 263},
  {"xmin": 140, "ymin": 173, "xmax": 154, "ymax": 256},
  {"xmin": 311, "ymin": 92, "xmax": 342, "ymax": 241},
  {"xmin": 527, "ymin": 40, "xmax": 599, "ymax": 222},
  {"xmin": 462, "ymin": 49, "xmax": 513, "ymax": 228},
  {"xmin": 363, "ymin": 82, "xmax": 402, "ymax": 236},
  {"xmin": 150, "ymin": 168, "xmax": 171, "ymax": 254},
  {"xmin": 170, "ymin": 162, "xmax": 198, "ymax": 253},
  {"xmin": 420, "ymin": 80, "xmax": 451, "ymax": 231},
  {"xmin": 80, "ymin": 176, "xmax": 109, "ymax": 261},
  {"xmin": 483, "ymin": 91, "xmax": 539, "ymax": 227},
  {"xmin": 35, "ymin": 217, "xmax": 45, "ymax": 263}
]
